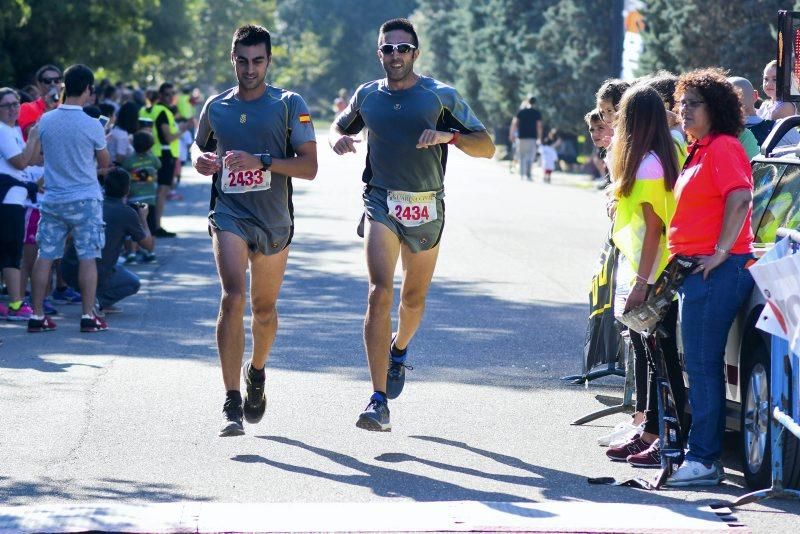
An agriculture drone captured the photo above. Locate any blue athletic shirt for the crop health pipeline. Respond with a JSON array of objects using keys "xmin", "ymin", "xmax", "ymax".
[
  {"xmin": 196, "ymin": 85, "xmax": 316, "ymax": 229},
  {"xmin": 335, "ymin": 76, "xmax": 486, "ymax": 192}
]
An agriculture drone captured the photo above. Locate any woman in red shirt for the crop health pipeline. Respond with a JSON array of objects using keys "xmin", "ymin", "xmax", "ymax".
[{"xmin": 666, "ymin": 68, "xmax": 755, "ymax": 487}]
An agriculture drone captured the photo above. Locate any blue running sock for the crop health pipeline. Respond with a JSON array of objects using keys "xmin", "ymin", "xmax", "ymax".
[
  {"xmin": 371, "ymin": 391, "xmax": 387, "ymax": 403},
  {"xmin": 390, "ymin": 342, "xmax": 407, "ymax": 364}
]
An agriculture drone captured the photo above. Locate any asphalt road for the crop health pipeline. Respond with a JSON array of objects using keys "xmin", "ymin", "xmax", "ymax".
[{"xmin": 1, "ymin": 138, "xmax": 798, "ymax": 532}]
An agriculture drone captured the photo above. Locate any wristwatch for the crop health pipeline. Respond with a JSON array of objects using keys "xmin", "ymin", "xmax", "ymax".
[
  {"xmin": 448, "ymin": 128, "xmax": 460, "ymax": 145},
  {"xmin": 258, "ymin": 153, "xmax": 273, "ymax": 171}
]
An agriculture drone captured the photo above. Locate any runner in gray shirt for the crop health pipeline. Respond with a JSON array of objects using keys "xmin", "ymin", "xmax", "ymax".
[
  {"xmin": 193, "ymin": 24, "xmax": 317, "ymax": 437},
  {"xmin": 329, "ymin": 18, "xmax": 495, "ymax": 432}
]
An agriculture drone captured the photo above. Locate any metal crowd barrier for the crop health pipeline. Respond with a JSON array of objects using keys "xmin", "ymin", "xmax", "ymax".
[{"xmin": 733, "ymin": 227, "xmax": 800, "ymax": 506}]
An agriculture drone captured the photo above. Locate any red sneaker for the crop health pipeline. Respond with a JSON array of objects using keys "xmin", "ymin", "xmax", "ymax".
[
  {"xmin": 606, "ymin": 435, "xmax": 649, "ymax": 462},
  {"xmin": 80, "ymin": 314, "xmax": 108, "ymax": 332},
  {"xmin": 28, "ymin": 315, "xmax": 57, "ymax": 333},
  {"xmin": 627, "ymin": 440, "xmax": 661, "ymax": 468}
]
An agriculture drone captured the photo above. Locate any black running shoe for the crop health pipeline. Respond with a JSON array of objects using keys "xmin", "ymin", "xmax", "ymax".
[
  {"xmin": 386, "ymin": 339, "xmax": 413, "ymax": 400},
  {"xmin": 220, "ymin": 397, "xmax": 244, "ymax": 437},
  {"xmin": 356, "ymin": 396, "xmax": 391, "ymax": 432},
  {"xmin": 242, "ymin": 363, "xmax": 266, "ymax": 424}
]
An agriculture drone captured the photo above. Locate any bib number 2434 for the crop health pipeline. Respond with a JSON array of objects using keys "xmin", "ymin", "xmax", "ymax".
[
  {"xmin": 221, "ymin": 166, "xmax": 270, "ymax": 194},
  {"xmin": 387, "ymin": 190, "xmax": 437, "ymax": 227}
]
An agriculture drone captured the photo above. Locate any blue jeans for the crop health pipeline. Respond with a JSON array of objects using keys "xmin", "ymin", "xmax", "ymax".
[{"xmin": 679, "ymin": 253, "xmax": 754, "ymax": 464}]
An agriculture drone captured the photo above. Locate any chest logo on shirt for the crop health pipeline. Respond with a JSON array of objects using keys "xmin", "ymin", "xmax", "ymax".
[
  {"xmin": 240, "ymin": 113, "xmax": 247, "ymax": 124},
  {"xmin": 393, "ymin": 103, "xmax": 402, "ymax": 111}
]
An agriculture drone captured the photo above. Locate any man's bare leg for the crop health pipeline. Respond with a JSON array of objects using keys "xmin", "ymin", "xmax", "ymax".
[
  {"xmin": 212, "ymin": 229, "xmax": 250, "ymax": 391},
  {"xmin": 363, "ymin": 220, "xmax": 401, "ymax": 394},
  {"xmin": 394, "ymin": 243, "xmax": 440, "ymax": 351},
  {"xmin": 248, "ymin": 246, "xmax": 289, "ymax": 370}
]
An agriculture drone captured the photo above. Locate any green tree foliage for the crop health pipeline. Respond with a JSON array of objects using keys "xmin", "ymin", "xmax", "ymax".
[
  {"xmin": 1, "ymin": 0, "xmax": 157, "ymax": 87},
  {"xmin": 530, "ymin": 0, "xmax": 616, "ymax": 133},
  {"xmin": 638, "ymin": 0, "xmax": 787, "ymax": 87}
]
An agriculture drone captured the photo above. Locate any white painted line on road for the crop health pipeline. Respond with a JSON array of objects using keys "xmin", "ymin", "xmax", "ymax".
[{"xmin": 0, "ymin": 500, "xmax": 745, "ymax": 533}]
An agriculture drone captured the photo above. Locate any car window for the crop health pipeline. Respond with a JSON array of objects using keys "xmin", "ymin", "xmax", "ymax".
[
  {"xmin": 751, "ymin": 162, "xmax": 786, "ymax": 242},
  {"xmin": 755, "ymin": 163, "xmax": 800, "ymax": 244}
]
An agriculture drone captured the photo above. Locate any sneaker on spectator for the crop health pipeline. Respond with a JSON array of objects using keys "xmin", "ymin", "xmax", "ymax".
[
  {"xmin": 154, "ymin": 228, "xmax": 177, "ymax": 238},
  {"xmin": 6, "ymin": 302, "xmax": 33, "ymax": 321},
  {"xmin": 597, "ymin": 420, "xmax": 642, "ymax": 447},
  {"xmin": 80, "ymin": 314, "xmax": 108, "ymax": 333},
  {"xmin": 665, "ymin": 459, "xmax": 725, "ymax": 487},
  {"xmin": 139, "ymin": 250, "xmax": 157, "ymax": 263},
  {"xmin": 124, "ymin": 252, "xmax": 138, "ymax": 264},
  {"xmin": 28, "ymin": 315, "xmax": 57, "ymax": 333},
  {"xmin": 51, "ymin": 286, "xmax": 82, "ymax": 304},
  {"xmin": 627, "ymin": 439, "xmax": 662, "ymax": 468},
  {"xmin": 606, "ymin": 435, "xmax": 649, "ymax": 462},
  {"xmin": 43, "ymin": 299, "xmax": 59, "ymax": 316}
]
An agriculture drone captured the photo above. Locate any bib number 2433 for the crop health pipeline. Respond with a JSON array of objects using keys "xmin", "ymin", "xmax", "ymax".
[
  {"xmin": 387, "ymin": 190, "xmax": 437, "ymax": 227},
  {"xmin": 221, "ymin": 165, "xmax": 270, "ymax": 194}
]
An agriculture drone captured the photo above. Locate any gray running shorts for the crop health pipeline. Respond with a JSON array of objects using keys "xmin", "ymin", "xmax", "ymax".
[
  {"xmin": 363, "ymin": 185, "xmax": 445, "ymax": 253},
  {"xmin": 209, "ymin": 211, "xmax": 292, "ymax": 256}
]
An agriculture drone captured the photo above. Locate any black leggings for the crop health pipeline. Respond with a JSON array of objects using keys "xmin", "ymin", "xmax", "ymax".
[{"xmin": 629, "ymin": 301, "xmax": 686, "ymax": 437}]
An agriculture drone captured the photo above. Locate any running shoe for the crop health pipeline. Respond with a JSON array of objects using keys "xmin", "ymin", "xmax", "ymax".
[
  {"xmin": 597, "ymin": 420, "xmax": 643, "ymax": 447},
  {"xmin": 80, "ymin": 314, "xmax": 108, "ymax": 332},
  {"xmin": 242, "ymin": 363, "xmax": 267, "ymax": 424},
  {"xmin": 356, "ymin": 394, "xmax": 391, "ymax": 432},
  {"xmin": 28, "ymin": 315, "xmax": 57, "ymax": 333},
  {"xmin": 43, "ymin": 299, "xmax": 59, "ymax": 316},
  {"xmin": 220, "ymin": 397, "xmax": 245, "ymax": 437},
  {"xmin": 154, "ymin": 228, "xmax": 177, "ymax": 238},
  {"xmin": 606, "ymin": 435, "xmax": 649, "ymax": 462},
  {"xmin": 386, "ymin": 336, "xmax": 413, "ymax": 400},
  {"xmin": 665, "ymin": 459, "xmax": 725, "ymax": 487},
  {"xmin": 51, "ymin": 286, "xmax": 82, "ymax": 304},
  {"xmin": 139, "ymin": 250, "xmax": 157, "ymax": 263},
  {"xmin": 627, "ymin": 440, "xmax": 662, "ymax": 468},
  {"xmin": 6, "ymin": 302, "xmax": 33, "ymax": 321}
]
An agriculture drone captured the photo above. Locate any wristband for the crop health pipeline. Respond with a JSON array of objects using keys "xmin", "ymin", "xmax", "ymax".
[
  {"xmin": 714, "ymin": 244, "xmax": 730, "ymax": 255},
  {"xmin": 448, "ymin": 129, "xmax": 460, "ymax": 145}
]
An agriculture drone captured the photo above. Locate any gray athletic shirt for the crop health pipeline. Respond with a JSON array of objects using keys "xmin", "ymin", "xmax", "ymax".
[
  {"xmin": 196, "ymin": 85, "xmax": 316, "ymax": 228},
  {"xmin": 336, "ymin": 76, "xmax": 486, "ymax": 192}
]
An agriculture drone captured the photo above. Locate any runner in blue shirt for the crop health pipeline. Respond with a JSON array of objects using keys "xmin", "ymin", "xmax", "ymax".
[
  {"xmin": 329, "ymin": 18, "xmax": 495, "ymax": 431},
  {"xmin": 193, "ymin": 24, "xmax": 318, "ymax": 437}
]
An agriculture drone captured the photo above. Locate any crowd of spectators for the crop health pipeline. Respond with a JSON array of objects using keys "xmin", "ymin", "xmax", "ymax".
[
  {"xmin": 583, "ymin": 61, "xmax": 790, "ymax": 487},
  {"xmin": 0, "ymin": 62, "xmax": 201, "ymax": 337}
]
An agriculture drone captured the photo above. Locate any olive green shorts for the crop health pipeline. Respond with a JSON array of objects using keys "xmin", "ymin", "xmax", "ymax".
[
  {"xmin": 362, "ymin": 185, "xmax": 445, "ymax": 253},
  {"xmin": 209, "ymin": 211, "xmax": 292, "ymax": 256}
]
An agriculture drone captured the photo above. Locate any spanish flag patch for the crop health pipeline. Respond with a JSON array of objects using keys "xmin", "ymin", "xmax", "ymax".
[{"xmin": 299, "ymin": 113, "xmax": 311, "ymax": 123}]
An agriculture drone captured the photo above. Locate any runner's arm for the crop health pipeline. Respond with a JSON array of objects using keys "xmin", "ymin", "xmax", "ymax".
[
  {"xmin": 328, "ymin": 122, "xmax": 361, "ymax": 154},
  {"xmin": 270, "ymin": 140, "xmax": 317, "ymax": 180},
  {"xmin": 453, "ymin": 130, "xmax": 495, "ymax": 159}
]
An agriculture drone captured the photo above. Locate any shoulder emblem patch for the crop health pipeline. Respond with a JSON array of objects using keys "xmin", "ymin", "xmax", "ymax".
[{"xmin": 299, "ymin": 113, "xmax": 311, "ymax": 123}]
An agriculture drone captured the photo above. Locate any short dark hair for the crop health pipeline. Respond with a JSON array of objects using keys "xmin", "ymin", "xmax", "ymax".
[
  {"xmin": 133, "ymin": 131, "xmax": 155, "ymax": 154},
  {"xmin": 596, "ymin": 78, "xmax": 631, "ymax": 108},
  {"xmin": 528, "ymin": 96, "xmax": 537, "ymax": 106},
  {"xmin": 103, "ymin": 85, "xmax": 117, "ymax": 99},
  {"xmin": 676, "ymin": 67, "xmax": 744, "ymax": 138},
  {"xmin": 63, "ymin": 64, "xmax": 94, "ymax": 98},
  {"xmin": 0, "ymin": 87, "xmax": 19, "ymax": 102},
  {"xmin": 116, "ymin": 101, "xmax": 140, "ymax": 135},
  {"xmin": 158, "ymin": 82, "xmax": 174, "ymax": 95},
  {"xmin": 231, "ymin": 24, "xmax": 272, "ymax": 56},
  {"xmin": 379, "ymin": 18, "xmax": 418, "ymax": 48},
  {"xmin": 104, "ymin": 168, "xmax": 131, "ymax": 199},
  {"xmin": 35, "ymin": 64, "xmax": 61, "ymax": 83},
  {"xmin": 98, "ymin": 102, "xmax": 115, "ymax": 119},
  {"xmin": 584, "ymin": 108, "xmax": 603, "ymax": 125},
  {"xmin": 82, "ymin": 105, "xmax": 101, "ymax": 118}
]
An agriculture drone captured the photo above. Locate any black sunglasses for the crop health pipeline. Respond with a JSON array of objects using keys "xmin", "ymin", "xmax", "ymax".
[
  {"xmin": 40, "ymin": 76, "xmax": 62, "ymax": 85},
  {"xmin": 379, "ymin": 43, "xmax": 416, "ymax": 55}
]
